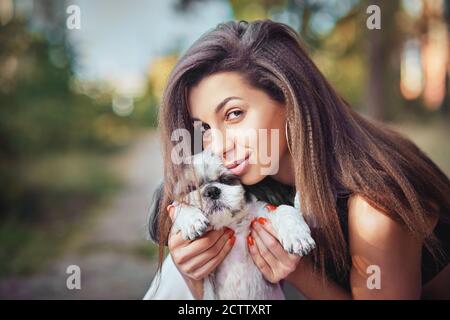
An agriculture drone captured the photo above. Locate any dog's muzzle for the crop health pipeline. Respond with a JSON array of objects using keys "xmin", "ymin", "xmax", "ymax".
[{"xmin": 203, "ymin": 186, "xmax": 221, "ymax": 200}]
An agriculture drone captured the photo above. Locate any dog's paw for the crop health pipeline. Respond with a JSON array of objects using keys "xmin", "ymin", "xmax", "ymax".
[
  {"xmin": 270, "ymin": 205, "xmax": 316, "ymax": 256},
  {"xmin": 279, "ymin": 229, "xmax": 316, "ymax": 256},
  {"xmin": 172, "ymin": 206, "xmax": 209, "ymax": 240}
]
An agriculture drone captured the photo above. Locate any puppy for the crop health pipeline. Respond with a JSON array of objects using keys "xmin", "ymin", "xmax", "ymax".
[{"xmin": 164, "ymin": 149, "xmax": 315, "ymax": 299}]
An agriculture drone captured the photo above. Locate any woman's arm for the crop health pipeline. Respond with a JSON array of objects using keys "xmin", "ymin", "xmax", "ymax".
[
  {"xmin": 250, "ymin": 195, "xmax": 425, "ymax": 299},
  {"xmin": 286, "ymin": 255, "xmax": 352, "ymax": 299},
  {"xmin": 346, "ymin": 194, "xmax": 422, "ymax": 299}
]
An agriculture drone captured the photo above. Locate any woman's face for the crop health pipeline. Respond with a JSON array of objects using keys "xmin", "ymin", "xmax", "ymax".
[{"xmin": 188, "ymin": 71, "xmax": 290, "ymax": 185}]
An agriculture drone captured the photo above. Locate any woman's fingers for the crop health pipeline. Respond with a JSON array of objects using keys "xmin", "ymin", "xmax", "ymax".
[
  {"xmin": 169, "ymin": 229, "xmax": 232, "ymax": 272},
  {"xmin": 248, "ymin": 218, "xmax": 302, "ymax": 283},
  {"xmin": 254, "ymin": 218, "xmax": 278, "ymax": 238},
  {"xmin": 190, "ymin": 234, "xmax": 236, "ymax": 280},
  {"xmin": 248, "ymin": 233, "xmax": 274, "ymax": 281},
  {"xmin": 187, "ymin": 228, "xmax": 228, "ymax": 253},
  {"xmin": 252, "ymin": 221, "xmax": 299, "ymax": 265},
  {"xmin": 252, "ymin": 222, "xmax": 286, "ymax": 259},
  {"xmin": 251, "ymin": 228, "xmax": 280, "ymax": 270},
  {"xmin": 182, "ymin": 229, "xmax": 234, "ymax": 272}
]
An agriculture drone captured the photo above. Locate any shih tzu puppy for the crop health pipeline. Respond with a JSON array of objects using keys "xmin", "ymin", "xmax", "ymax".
[{"xmin": 155, "ymin": 149, "xmax": 315, "ymax": 300}]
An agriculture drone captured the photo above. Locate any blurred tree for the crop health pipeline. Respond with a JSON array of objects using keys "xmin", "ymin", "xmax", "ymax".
[
  {"xmin": 0, "ymin": 5, "xmax": 157, "ymax": 220},
  {"xmin": 364, "ymin": 0, "xmax": 401, "ymax": 120}
]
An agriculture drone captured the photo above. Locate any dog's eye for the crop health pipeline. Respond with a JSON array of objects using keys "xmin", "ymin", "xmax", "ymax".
[
  {"xmin": 187, "ymin": 184, "xmax": 197, "ymax": 192},
  {"xmin": 201, "ymin": 123, "xmax": 211, "ymax": 133},
  {"xmin": 218, "ymin": 174, "xmax": 239, "ymax": 185}
]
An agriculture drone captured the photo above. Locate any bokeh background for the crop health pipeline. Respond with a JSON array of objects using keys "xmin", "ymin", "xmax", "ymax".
[{"xmin": 0, "ymin": 0, "xmax": 449, "ymax": 299}]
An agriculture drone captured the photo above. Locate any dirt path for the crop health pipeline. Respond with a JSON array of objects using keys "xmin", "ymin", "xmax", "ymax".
[{"xmin": 0, "ymin": 131, "xmax": 163, "ymax": 299}]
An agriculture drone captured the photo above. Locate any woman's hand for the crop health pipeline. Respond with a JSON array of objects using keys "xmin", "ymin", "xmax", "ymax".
[
  {"xmin": 167, "ymin": 205, "xmax": 236, "ymax": 285},
  {"xmin": 248, "ymin": 217, "xmax": 301, "ymax": 283}
]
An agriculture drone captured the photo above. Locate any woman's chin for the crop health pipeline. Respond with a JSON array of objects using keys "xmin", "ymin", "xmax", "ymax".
[{"xmin": 239, "ymin": 167, "xmax": 266, "ymax": 185}]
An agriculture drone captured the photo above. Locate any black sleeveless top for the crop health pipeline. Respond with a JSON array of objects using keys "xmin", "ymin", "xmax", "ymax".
[
  {"xmin": 333, "ymin": 192, "xmax": 450, "ymax": 289},
  {"xmin": 244, "ymin": 177, "xmax": 450, "ymax": 290}
]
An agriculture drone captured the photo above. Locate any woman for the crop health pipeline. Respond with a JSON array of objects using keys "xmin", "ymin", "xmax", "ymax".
[{"xmin": 148, "ymin": 20, "xmax": 450, "ymax": 299}]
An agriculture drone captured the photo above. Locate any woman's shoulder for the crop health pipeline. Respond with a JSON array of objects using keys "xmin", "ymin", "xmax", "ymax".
[
  {"xmin": 340, "ymin": 194, "xmax": 449, "ymax": 285},
  {"xmin": 347, "ymin": 194, "xmax": 400, "ymax": 239},
  {"xmin": 347, "ymin": 194, "xmax": 424, "ymax": 274},
  {"xmin": 346, "ymin": 193, "xmax": 443, "ymax": 264},
  {"xmin": 347, "ymin": 193, "xmax": 439, "ymax": 237}
]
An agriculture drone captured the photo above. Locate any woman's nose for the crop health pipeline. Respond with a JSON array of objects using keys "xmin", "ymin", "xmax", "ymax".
[{"xmin": 207, "ymin": 128, "xmax": 234, "ymax": 160}]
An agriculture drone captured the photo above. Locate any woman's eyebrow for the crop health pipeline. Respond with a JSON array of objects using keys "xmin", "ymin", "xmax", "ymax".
[
  {"xmin": 191, "ymin": 96, "xmax": 243, "ymax": 122},
  {"xmin": 215, "ymin": 96, "xmax": 242, "ymax": 114}
]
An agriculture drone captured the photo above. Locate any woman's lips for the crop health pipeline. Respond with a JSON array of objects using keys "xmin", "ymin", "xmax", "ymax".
[{"xmin": 226, "ymin": 154, "xmax": 250, "ymax": 176}]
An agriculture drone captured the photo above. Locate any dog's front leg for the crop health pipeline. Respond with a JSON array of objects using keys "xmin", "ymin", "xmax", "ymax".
[
  {"xmin": 259, "ymin": 204, "xmax": 316, "ymax": 256},
  {"xmin": 171, "ymin": 205, "xmax": 210, "ymax": 240}
]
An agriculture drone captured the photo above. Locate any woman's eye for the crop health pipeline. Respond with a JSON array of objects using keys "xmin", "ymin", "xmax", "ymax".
[{"xmin": 225, "ymin": 110, "xmax": 243, "ymax": 121}]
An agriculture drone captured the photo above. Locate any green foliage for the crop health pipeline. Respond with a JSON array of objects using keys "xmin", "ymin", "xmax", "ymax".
[
  {"xmin": 0, "ymin": 18, "xmax": 156, "ymax": 276},
  {"xmin": 0, "ymin": 18, "xmax": 157, "ymax": 214}
]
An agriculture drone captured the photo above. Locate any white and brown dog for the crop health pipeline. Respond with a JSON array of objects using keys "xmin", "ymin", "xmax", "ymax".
[{"xmin": 149, "ymin": 149, "xmax": 315, "ymax": 300}]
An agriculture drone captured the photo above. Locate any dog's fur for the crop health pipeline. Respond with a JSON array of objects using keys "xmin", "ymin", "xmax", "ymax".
[{"xmin": 150, "ymin": 149, "xmax": 315, "ymax": 299}]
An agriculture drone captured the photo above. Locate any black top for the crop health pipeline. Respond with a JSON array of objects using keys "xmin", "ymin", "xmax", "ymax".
[{"xmin": 245, "ymin": 177, "xmax": 450, "ymax": 290}]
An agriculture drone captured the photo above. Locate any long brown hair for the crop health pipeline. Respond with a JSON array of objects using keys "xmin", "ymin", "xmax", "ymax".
[{"xmin": 155, "ymin": 19, "xmax": 450, "ymax": 281}]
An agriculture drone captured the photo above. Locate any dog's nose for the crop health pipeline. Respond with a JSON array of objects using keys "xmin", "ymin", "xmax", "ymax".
[{"xmin": 204, "ymin": 186, "xmax": 221, "ymax": 200}]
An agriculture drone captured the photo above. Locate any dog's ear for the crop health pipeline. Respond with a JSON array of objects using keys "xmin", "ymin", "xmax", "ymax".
[
  {"xmin": 243, "ymin": 176, "xmax": 295, "ymax": 206},
  {"xmin": 147, "ymin": 181, "xmax": 164, "ymax": 244},
  {"xmin": 244, "ymin": 188, "xmax": 254, "ymax": 203}
]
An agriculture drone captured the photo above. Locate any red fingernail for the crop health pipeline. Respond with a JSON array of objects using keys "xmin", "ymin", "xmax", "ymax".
[
  {"xmin": 265, "ymin": 204, "xmax": 277, "ymax": 212},
  {"xmin": 229, "ymin": 235, "xmax": 236, "ymax": 246},
  {"xmin": 247, "ymin": 234, "xmax": 254, "ymax": 246},
  {"xmin": 257, "ymin": 217, "xmax": 267, "ymax": 225},
  {"xmin": 251, "ymin": 219, "xmax": 258, "ymax": 227}
]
